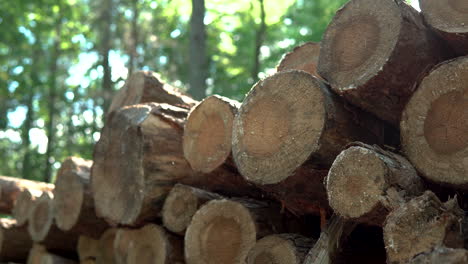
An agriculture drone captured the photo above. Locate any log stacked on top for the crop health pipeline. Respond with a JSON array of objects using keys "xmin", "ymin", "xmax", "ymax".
[{"xmin": 1, "ymin": 0, "xmax": 468, "ymax": 262}]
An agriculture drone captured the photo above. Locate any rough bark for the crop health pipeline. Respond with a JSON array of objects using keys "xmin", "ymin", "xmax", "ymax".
[
  {"xmin": 276, "ymin": 42, "xmax": 322, "ymax": 80},
  {"xmin": 326, "ymin": 143, "xmax": 424, "ymax": 226},
  {"xmin": 303, "ymin": 215, "xmax": 356, "ymax": 264},
  {"xmin": 232, "ymin": 70, "xmax": 388, "ymax": 185},
  {"xmin": 95, "ymin": 229, "xmax": 117, "ymax": 264},
  {"xmin": 0, "ymin": 218, "xmax": 32, "ymax": 262},
  {"xmin": 246, "ymin": 233, "xmax": 315, "ymax": 264},
  {"xmin": 408, "ymin": 247, "xmax": 468, "ymax": 264},
  {"xmin": 108, "ymin": 70, "xmax": 197, "ymax": 114},
  {"xmin": 401, "ymin": 56, "xmax": 468, "ymax": 189},
  {"xmin": 53, "ymin": 157, "xmax": 107, "ymax": 238},
  {"xmin": 189, "ymin": 0, "xmax": 207, "ymax": 99},
  {"xmin": 92, "ymin": 103, "xmax": 259, "ymax": 226},
  {"xmin": 420, "ymin": 0, "xmax": 468, "ymax": 55},
  {"xmin": 77, "ymin": 236, "xmax": 99, "ymax": 262},
  {"xmin": 185, "ymin": 198, "xmax": 285, "ymax": 264},
  {"xmin": 126, "ymin": 224, "xmax": 184, "ymax": 264},
  {"xmin": 27, "ymin": 192, "xmax": 77, "ymax": 254},
  {"xmin": 318, "ymin": 0, "xmax": 451, "ymax": 125},
  {"xmin": 183, "ymin": 95, "xmax": 240, "ymax": 173},
  {"xmin": 27, "ymin": 244, "xmax": 77, "ymax": 264},
  {"xmin": 162, "ymin": 184, "xmax": 223, "ymax": 234},
  {"xmin": 0, "ymin": 176, "xmax": 53, "ymax": 215},
  {"xmin": 383, "ymin": 191, "xmax": 465, "ymax": 264}
]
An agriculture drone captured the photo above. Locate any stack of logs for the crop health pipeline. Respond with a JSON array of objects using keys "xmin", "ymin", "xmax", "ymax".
[{"xmin": 1, "ymin": 0, "xmax": 468, "ymax": 263}]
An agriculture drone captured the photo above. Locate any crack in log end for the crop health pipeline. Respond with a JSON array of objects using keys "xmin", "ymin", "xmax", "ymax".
[
  {"xmin": 424, "ymin": 90, "xmax": 468, "ymax": 155},
  {"xmin": 332, "ymin": 15, "xmax": 380, "ymax": 72}
]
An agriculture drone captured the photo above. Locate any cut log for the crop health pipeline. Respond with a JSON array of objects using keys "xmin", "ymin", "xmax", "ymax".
[
  {"xmin": 246, "ymin": 234, "xmax": 315, "ymax": 264},
  {"xmin": 185, "ymin": 198, "xmax": 285, "ymax": 264},
  {"xmin": 95, "ymin": 229, "xmax": 117, "ymax": 264},
  {"xmin": 383, "ymin": 191, "xmax": 465, "ymax": 264},
  {"xmin": 77, "ymin": 236, "xmax": 98, "ymax": 262},
  {"xmin": 12, "ymin": 189, "xmax": 42, "ymax": 226},
  {"xmin": 401, "ymin": 56, "xmax": 468, "ymax": 189},
  {"xmin": 276, "ymin": 42, "xmax": 322, "ymax": 79},
  {"xmin": 114, "ymin": 229, "xmax": 136, "ymax": 264},
  {"xmin": 92, "ymin": 103, "xmax": 259, "ymax": 226},
  {"xmin": 303, "ymin": 215, "xmax": 356, "ymax": 264},
  {"xmin": 183, "ymin": 95, "xmax": 240, "ymax": 173},
  {"xmin": 326, "ymin": 143, "xmax": 424, "ymax": 225},
  {"xmin": 409, "ymin": 247, "xmax": 468, "ymax": 264},
  {"xmin": 108, "ymin": 70, "xmax": 197, "ymax": 114},
  {"xmin": 162, "ymin": 184, "xmax": 223, "ymax": 234},
  {"xmin": 232, "ymin": 70, "xmax": 386, "ymax": 185},
  {"xmin": 0, "ymin": 175, "xmax": 53, "ymax": 214},
  {"xmin": 53, "ymin": 157, "xmax": 107, "ymax": 238},
  {"xmin": 27, "ymin": 244, "xmax": 77, "ymax": 264},
  {"xmin": 126, "ymin": 224, "xmax": 184, "ymax": 264},
  {"xmin": 27, "ymin": 192, "xmax": 77, "ymax": 254},
  {"xmin": 0, "ymin": 218, "xmax": 32, "ymax": 262},
  {"xmin": 318, "ymin": 0, "xmax": 451, "ymax": 125},
  {"xmin": 420, "ymin": 0, "xmax": 468, "ymax": 55}
]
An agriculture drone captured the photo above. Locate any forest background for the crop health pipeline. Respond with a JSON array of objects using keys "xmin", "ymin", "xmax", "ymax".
[{"xmin": 0, "ymin": 0, "xmax": 419, "ymax": 182}]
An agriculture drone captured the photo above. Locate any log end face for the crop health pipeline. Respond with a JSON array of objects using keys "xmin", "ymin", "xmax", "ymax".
[
  {"xmin": 28, "ymin": 192, "xmax": 53, "ymax": 242},
  {"xmin": 383, "ymin": 192, "xmax": 464, "ymax": 263},
  {"xmin": 327, "ymin": 146, "xmax": 386, "ymax": 220},
  {"xmin": 12, "ymin": 189, "xmax": 34, "ymax": 226},
  {"xmin": 246, "ymin": 235, "xmax": 298, "ymax": 264},
  {"xmin": 318, "ymin": 0, "xmax": 400, "ymax": 91},
  {"xmin": 185, "ymin": 200, "xmax": 256, "ymax": 264},
  {"xmin": 127, "ymin": 225, "xmax": 168, "ymax": 264},
  {"xmin": 421, "ymin": 0, "xmax": 468, "ymax": 33},
  {"xmin": 233, "ymin": 71, "xmax": 326, "ymax": 185},
  {"xmin": 184, "ymin": 95, "xmax": 236, "ymax": 173},
  {"xmin": 162, "ymin": 185, "xmax": 199, "ymax": 233},
  {"xmin": 401, "ymin": 57, "xmax": 468, "ymax": 187},
  {"xmin": 277, "ymin": 42, "xmax": 322, "ymax": 79},
  {"xmin": 92, "ymin": 106, "xmax": 150, "ymax": 225},
  {"xmin": 54, "ymin": 157, "xmax": 91, "ymax": 231}
]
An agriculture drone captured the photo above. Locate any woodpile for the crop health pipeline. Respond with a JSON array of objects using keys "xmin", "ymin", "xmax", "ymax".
[{"xmin": 0, "ymin": 0, "xmax": 468, "ymax": 262}]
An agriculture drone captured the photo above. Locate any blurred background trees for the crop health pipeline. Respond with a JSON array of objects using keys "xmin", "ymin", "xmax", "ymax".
[{"xmin": 1, "ymin": 0, "xmax": 418, "ymax": 182}]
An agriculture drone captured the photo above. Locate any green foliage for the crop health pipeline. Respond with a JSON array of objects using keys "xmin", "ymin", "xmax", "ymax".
[{"xmin": 0, "ymin": 0, "xmax": 349, "ymax": 182}]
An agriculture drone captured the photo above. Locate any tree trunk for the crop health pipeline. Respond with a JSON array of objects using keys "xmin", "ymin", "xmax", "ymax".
[
  {"xmin": 108, "ymin": 70, "xmax": 197, "ymax": 114},
  {"xmin": 100, "ymin": 0, "xmax": 114, "ymax": 113},
  {"xmin": 303, "ymin": 215, "xmax": 356, "ymax": 264},
  {"xmin": 189, "ymin": 0, "xmax": 207, "ymax": 100},
  {"xmin": 183, "ymin": 95, "xmax": 240, "ymax": 173},
  {"xmin": 92, "ymin": 103, "xmax": 259, "ymax": 226},
  {"xmin": 185, "ymin": 198, "xmax": 285, "ymax": 264},
  {"xmin": 0, "ymin": 175, "xmax": 53, "ymax": 214},
  {"xmin": 127, "ymin": 0, "xmax": 139, "ymax": 77},
  {"xmin": 276, "ymin": 42, "xmax": 322, "ymax": 80},
  {"xmin": 383, "ymin": 191, "xmax": 465, "ymax": 264},
  {"xmin": 251, "ymin": 0, "xmax": 266, "ymax": 81},
  {"xmin": 401, "ymin": 56, "xmax": 468, "ymax": 189},
  {"xmin": 0, "ymin": 218, "xmax": 32, "ymax": 262},
  {"xmin": 420, "ymin": 0, "xmax": 468, "ymax": 56},
  {"xmin": 126, "ymin": 224, "xmax": 184, "ymax": 264},
  {"xmin": 326, "ymin": 143, "xmax": 424, "ymax": 226},
  {"xmin": 318, "ymin": 0, "xmax": 452, "ymax": 126},
  {"xmin": 95, "ymin": 229, "xmax": 117, "ymax": 264},
  {"xmin": 408, "ymin": 247, "xmax": 468, "ymax": 264},
  {"xmin": 77, "ymin": 235, "xmax": 99, "ymax": 262},
  {"xmin": 44, "ymin": 14, "xmax": 63, "ymax": 183},
  {"xmin": 27, "ymin": 192, "xmax": 77, "ymax": 255},
  {"xmin": 53, "ymin": 157, "xmax": 108, "ymax": 238},
  {"xmin": 232, "ymin": 70, "xmax": 389, "ymax": 186},
  {"xmin": 246, "ymin": 234, "xmax": 315, "ymax": 264},
  {"xmin": 161, "ymin": 184, "xmax": 223, "ymax": 234}
]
